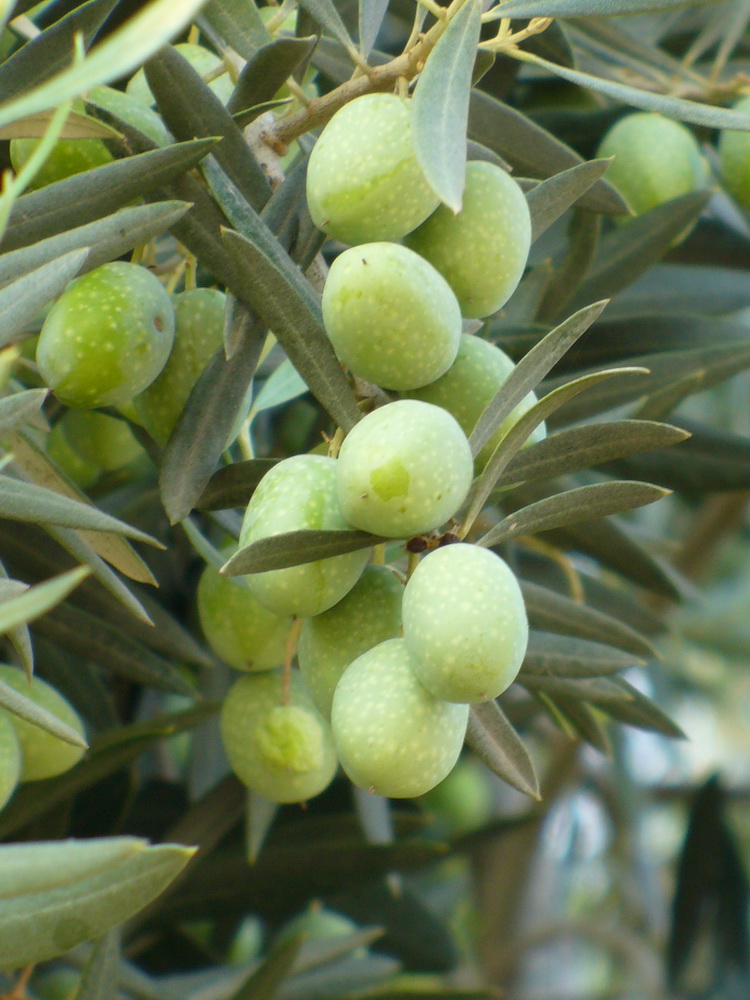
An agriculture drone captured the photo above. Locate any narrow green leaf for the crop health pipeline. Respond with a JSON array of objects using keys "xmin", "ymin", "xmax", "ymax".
[
  {"xmin": 521, "ymin": 579, "xmax": 657, "ymax": 658},
  {"xmin": 597, "ymin": 677, "xmax": 685, "ymax": 737},
  {"xmin": 228, "ymin": 37, "xmax": 319, "ymax": 114},
  {"xmin": 0, "ymin": 837, "xmax": 145, "ymax": 900},
  {"xmin": 74, "ymin": 928, "xmax": 121, "ymax": 1000},
  {"xmin": 251, "ymin": 360, "xmax": 309, "ymax": 419},
  {"xmin": 222, "ymin": 529, "xmax": 381, "ymax": 576},
  {"xmin": 296, "ymin": 0, "xmax": 357, "ymax": 53},
  {"xmin": 511, "ymin": 47, "xmax": 750, "ymax": 131},
  {"xmin": 0, "ymin": 558, "xmax": 32, "ymax": 679},
  {"xmin": 569, "ymin": 192, "xmax": 711, "ymax": 309},
  {"xmin": 0, "ymin": 0, "xmax": 119, "ymax": 103},
  {"xmin": 247, "ymin": 791, "xmax": 279, "ymax": 864},
  {"xmin": 496, "ymin": 0, "xmax": 725, "ymax": 19},
  {"xmin": 607, "ymin": 265, "xmax": 750, "ymax": 319},
  {"xmin": 527, "ymin": 159, "xmax": 616, "ymax": 242},
  {"xmin": 545, "ymin": 695, "xmax": 611, "ymax": 754},
  {"xmin": 201, "ymin": 0, "xmax": 273, "ymax": 61},
  {"xmin": 0, "ymin": 201, "xmax": 190, "ymax": 287},
  {"xmin": 159, "ymin": 321, "xmax": 265, "ymax": 524},
  {"xmin": 497, "ymin": 419, "xmax": 689, "ymax": 489},
  {"xmin": 0, "ymin": 675, "xmax": 88, "ymax": 749},
  {"xmin": 221, "ymin": 227, "xmax": 362, "ymax": 432},
  {"xmin": 463, "ymin": 367, "xmax": 647, "ymax": 530},
  {"xmin": 468, "ymin": 90, "xmax": 626, "ymax": 215},
  {"xmin": 144, "ymin": 45, "xmax": 271, "ymax": 212},
  {"xmin": 196, "ymin": 458, "xmax": 278, "ymax": 511},
  {"xmin": 0, "ymin": 109, "xmax": 120, "ymax": 141},
  {"xmin": 479, "ymin": 480, "xmax": 670, "ymax": 549},
  {"xmin": 0, "ymin": 389, "xmax": 47, "ymax": 438},
  {"xmin": 0, "ymin": 247, "xmax": 88, "ymax": 349},
  {"xmin": 2, "ymin": 140, "xmax": 217, "ymax": 254},
  {"xmin": 0, "ymin": 474, "xmax": 159, "ymax": 545},
  {"xmin": 0, "ymin": 842, "xmax": 195, "ymax": 970},
  {"xmin": 231, "ymin": 933, "xmax": 306, "ymax": 1000},
  {"xmin": 412, "ymin": 0, "xmax": 482, "ymax": 212},
  {"xmin": 537, "ymin": 208, "xmax": 601, "ymax": 322},
  {"xmin": 0, "ymin": 0, "xmax": 215, "ymax": 129},
  {"xmin": 469, "ymin": 300, "xmax": 609, "ymax": 459},
  {"xmin": 359, "ymin": 0, "xmax": 389, "ymax": 56},
  {"xmin": 467, "ymin": 701, "xmax": 539, "ymax": 799},
  {"xmin": 522, "ymin": 630, "xmax": 645, "ymax": 678},
  {"xmin": 0, "ymin": 565, "xmax": 89, "ymax": 635}
]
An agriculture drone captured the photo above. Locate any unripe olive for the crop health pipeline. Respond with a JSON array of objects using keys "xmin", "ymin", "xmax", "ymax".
[
  {"xmin": 276, "ymin": 904, "xmax": 363, "ymax": 951},
  {"xmin": 127, "ymin": 43, "xmax": 234, "ymax": 106},
  {"xmin": 298, "ymin": 564, "xmax": 403, "ymax": 718},
  {"xmin": 220, "ymin": 670, "xmax": 338, "ymax": 803},
  {"xmin": 719, "ymin": 96, "xmax": 750, "ymax": 211},
  {"xmin": 405, "ymin": 334, "xmax": 544, "ymax": 471},
  {"xmin": 402, "ymin": 544, "xmax": 528, "ymax": 703},
  {"xmin": 36, "ymin": 262, "xmax": 175, "ymax": 409},
  {"xmin": 0, "ymin": 714, "xmax": 21, "ymax": 811},
  {"xmin": 306, "ymin": 93, "xmax": 440, "ymax": 245},
  {"xmin": 336, "ymin": 400, "xmax": 473, "ymax": 539},
  {"xmin": 57, "ymin": 410, "xmax": 143, "ymax": 472},
  {"xmin": 30, "ymin": 969, "xmax": 81, "ymax": 1000},
  {"xmin": 404, "ymin": 162, "xmax": 531, "ymax": 318},
  {"xmin": 331, "ymin": 638, "xmax": 468, "ymax": 798},
  {"xmin": 0, "ymin": 665, "xmax": 86, "ymax": 781},
  {"xmin": 597, "ymin": 113, "xmax": 708, "ymax": 219},
  {"xmin": 134, "ymin": 288, "xmax": 226, "ymax": 445},
  {"xmin": 240, "ymin": 455, "xmax": 370, "ymax": 617},
  {"xmin": 197, "ymin": 560, "xmax": 292, "ymax": 671},
  {"xmin": 46, "ymin": 420, "xmax": 101, "ymax": 489},
  {"xmin": 321, "ymin": 243, "xmax": 461, "ymax": 391}
]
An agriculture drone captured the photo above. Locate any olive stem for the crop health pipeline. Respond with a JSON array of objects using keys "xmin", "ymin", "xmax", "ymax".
[
  {"xmin": 2, "ymin": 965, "xmax": 33, "ymax": 1000},
  {"xmin": 406, "ymin": 549, "xmax": 421, "ymax": 581},
  {"xmin": 521, "ymin": 536, "xmax": 584, "ymax": 604}
]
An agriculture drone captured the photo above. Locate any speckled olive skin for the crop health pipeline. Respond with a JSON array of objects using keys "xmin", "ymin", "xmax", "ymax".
[
  {"xmin": 134, "ymin": 288, "xmax": 225, "ymax": 445},
  {"xmin": 127, "ymin": 43, "xmax": 234, "ymax": 106},
  {"xmin": 0, "ymin": 714, "xmax": 20, "ymax": 812},
  {"xmin": 220, "ymin": 670, "xmax": 338, "ymax": 803},
  {"xmin": 322, "ymin": 243, "xmax": 462, "ymax": 390},
  {"xmin": 405, "ymin": 162, "xmax": 531, "ymax": 319},
  {"xmin": 720, "ymin": 96, "xmax": 750, "ymax": 211},
  {"xmin": 306, "ymin": 94, "xmax": 440, "ymax": 245},
  {"xmin": 331, "ymin": 638, "xmax": 468, "ymax": 798},
  {"xmin": 240, "ymin": 455, "xmax": 370, "ymax": 618},
  {"xmin": 336, "ymin": 400, "xmax": 473, "ymax": 539},
  {"xmin": 405, "ymin": 335, "xmax": 545, "ymax": 471},
  {"xmin": 597, "ymin": 113, "xmax": 708, "ymax": 219},
  {"xmin": 402, "ymin": 544, "xmax": 528, "ymax": 703},
  {"xmin": 37, "ymin": 262, "xmax": 175, "ymax": 409},
  {"xmin": 0, "ymin": 666, "xmax": 86, "ymax": 782},
  {"xmin": 197, "ymin": 560, "xmax": 292, "ymax": 671},
  {"xmin": 298, "ymin": 564, "xmax": 403, "ymax": 718}
]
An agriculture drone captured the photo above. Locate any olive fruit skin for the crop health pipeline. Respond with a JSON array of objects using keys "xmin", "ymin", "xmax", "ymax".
[
  {"xmin": 134, "ymin": 288, "xmax": 226, "ymax": 445},
  {"xmin": 220, "ymin": 670, "xmax": 338, "ymax": 803},
  {"xmin": 36, "ymin": 262, "xmax": 175, "ymax": 409},
  {"xmin": 0, "ymin": 714, "xmax": 21, "ymax": 812},
  {"xmin": 404, "ymin": 162, "xmax": 531, "ymax": 318},
  {"xmin": 58, "ymin": 410, "xmax": 143, "ymax": 472},
  {"xmin": 331, "ymin": 638, "xmax": 468, "ymax": 798},
  {"xmin": 306, "ymin": 93, "xmax": 440, "ymax": 245},
  {"xmin": 322, "ymin": 243, "xmax": 462, "ymax": 391},
  {"xmin": 402, "ymin": 544, "xmax": 528, "ymax": 703},
  {"xmin": 298, "ymin": 564, "xmax": 403, "ymax": 718},
  {"xmin": 127, "ymin": 43, "xmax": 234, "ymax": 106},
  {"xmin": 597, "ymin": 113, "xmax": 707, "ymax": 218},
  {"xmin": 240, "ymin": 455, "xmax": 370, "ymax": 617},
  {"xmin": 197, "ymin": 560, "xmax": 292, "ymax": 671},
  {"xmin": 719, "ymin": 96, "xmax": 750, "ymax": 210},
  {"xmin": 46, "ymin": 420, "xmax": 101, "ymax": 489},
  {"xmin": 405, "ymin": 334, "xmax": 545, "ymax": 471},
  {"xmin": 336, "ymin": 400, "xmax": 473, "ymax": 539},
  {"xmin": 0, "ymin": 665, "xmax": 86, "ymax": 782}
]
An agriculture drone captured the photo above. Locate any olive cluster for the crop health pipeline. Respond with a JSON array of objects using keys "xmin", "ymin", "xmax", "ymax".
[{"xmin": 211, "ymin": 94, "xmax": 535, "ymax": 802}]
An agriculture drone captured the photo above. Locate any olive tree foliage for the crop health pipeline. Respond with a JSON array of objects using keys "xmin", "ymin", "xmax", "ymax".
[{"xmin": 0, "ymin": 0, "xmax": 749, "ymax": 996}]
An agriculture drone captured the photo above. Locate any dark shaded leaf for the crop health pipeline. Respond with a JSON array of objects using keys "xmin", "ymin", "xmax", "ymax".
[
  {"xmin": 230, "ymin": 934, "xmax": 306, "ymax": 1000},
  {"xmin": 595, "ymin": 677, "xmax": 685, "ymax": 737},
  {"xmin": 359, "ymin": 0, "xmax": 389, "ymax": 57},
  {"xmin": 412, "ymin": 0, "xmax": 481, "ymax": 212},
  {"xmin": 0, "ymin": 389, "xmax": 47, "ymax": 437},
  {"xmin": 606, "ymin": 265, "xmax": 750, "ymax": 319},
  {"xmin": 296, "ymin": 0, "xmax": 356, "ymax": 52},
  {"xmin": 228, "ymin": 37, "xmax": 318, "ymax": 115},
  {"xmin": 201, "ymin": 0, "xmax": 272, "ymax": 61},
  {"xmin": 466, "ymin": 701, "xmax": 540, "ymax": 799},
  {"xmin": 1, "ymin": 140, "xmax": 217, "ymax": 254},
  {"xmin": 527, "ymin": 158, "xmax": 616, "ymax": 242},
  {"xmin": 468, "ymin": 90, "xmax": 626, "ymax": 214},
  {"xmin": 0, "ymin": 247, "xmax": 88, "ymax": 348},
  {"xmin": 223, "ymin": 529, "xmax": 381, "ymax": 576},
  {"xmin": 541, "ymin": 693, "xmax": 611, "ymax": 754},
  {"xmin": 479, "ymin": 480, "xmax": 669, "ymax": 548},
  {"xmin": 497, "ymin": 0, "xmax": 724, "ymax": 15},
  {"xmin": 222, "ymin": 227, "xmax": 362, "ymax": 432},
  {"xmin": 521, "ymin": 630, "xmax": 645, "ymax": 678}
]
